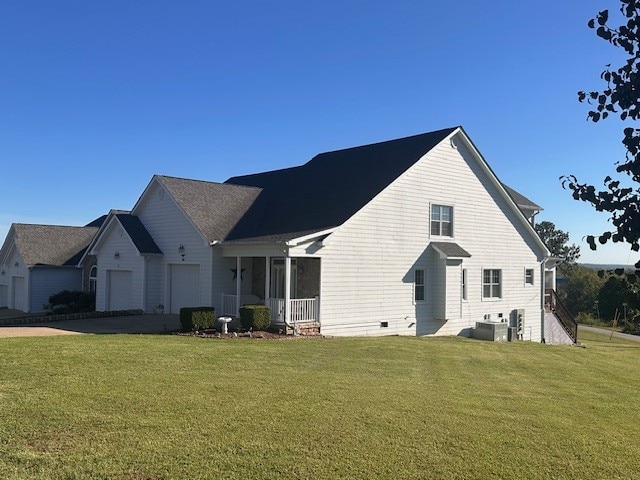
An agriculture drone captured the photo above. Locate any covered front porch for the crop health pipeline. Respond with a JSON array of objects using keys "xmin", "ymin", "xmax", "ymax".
[{"xmin": 219, "ymin": 255, "xmax": 321, "ymax": 328}]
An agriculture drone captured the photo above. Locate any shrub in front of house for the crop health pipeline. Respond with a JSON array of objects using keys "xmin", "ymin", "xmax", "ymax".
[
  {"xmin": 239, "ymin": 305, "xmax": 271, "ymax": 331},
  {"xmin": 47, "ymin": 290, "xmax": 96, "ymax": 314},
  {"xmin": 180, "ymin": 307, "xmax": 215, "ymax": 331}
]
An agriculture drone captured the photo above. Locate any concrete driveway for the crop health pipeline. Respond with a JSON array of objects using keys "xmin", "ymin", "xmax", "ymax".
[{"xmin": 0, "ymin": 314, "xmax": 181, "ymax": 338}]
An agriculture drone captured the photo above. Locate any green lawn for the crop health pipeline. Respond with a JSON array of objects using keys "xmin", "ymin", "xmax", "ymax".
[{"xmin": 1, "ymin": 331, "xmax": 639, "ymax": 479}]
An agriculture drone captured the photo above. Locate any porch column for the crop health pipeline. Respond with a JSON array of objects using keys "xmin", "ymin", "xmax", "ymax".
[
  {"xmin": 235, "ymin": 256, "xmax": 241, "ymax": 317},
  {"xmin": 264, "ymin": 256, "xmax": 270, "ymax": 303},
  {"xmin": 284, "ymin": 256, "xmax": 291, "ymax": 326}
]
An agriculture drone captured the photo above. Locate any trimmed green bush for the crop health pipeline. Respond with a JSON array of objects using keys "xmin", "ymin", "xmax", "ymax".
[
  {"xmin": 180, "ymin": 307, "xmax": 215, "ymax": 331},
  {"xmin": 239, "ymin": 304, "xmax": 271, "ymax": 331},
  {"xmin": 47, "ymin": 290, "xmax": 95, "ymax": 314}
]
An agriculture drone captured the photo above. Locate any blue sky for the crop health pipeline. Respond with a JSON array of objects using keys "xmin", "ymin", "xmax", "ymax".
[{"xmin": 0, "ymin": 1, "xmax": 636, "ymax": 264}]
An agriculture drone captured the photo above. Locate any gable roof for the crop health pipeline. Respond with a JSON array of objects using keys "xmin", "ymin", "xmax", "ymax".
[
  {"xmin": 431, "ymin": 242, "xmax": 472, "ymax": 258},
  {"xmin": 224, "ymin": 127, "xmax": 458, "ymax": 241},
  {"xmin": 502, "ymin": 184, "xmax": 541, "ymax": 212},
  {"xmin": 146, "ymin": 176, "xmax": 261, "ymax": 243},
  {"xmin": 6, "ymin": 224, "xmax": 98, "ymax": 267},
  {"xmin": 115, "ymin": 214, "xmax": 162, "ymax": 254}
]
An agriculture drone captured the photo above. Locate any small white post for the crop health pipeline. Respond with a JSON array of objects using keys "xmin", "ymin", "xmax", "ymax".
[
  {"xmin": 284, "ymin": 256, "xmax": 291, "ymax": 328},
  {"xmin": 264, "ymin": 256, "xmax": 270, "ymax": 304},
  {"xmin": 235, "ymin": 256, "xmax": 241, "ymax": 317}
]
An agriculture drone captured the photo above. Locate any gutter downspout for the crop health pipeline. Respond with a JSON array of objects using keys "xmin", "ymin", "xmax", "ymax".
[{"xmin": 540, "ymin": 256, "xmax": 549, "ymax": 344}]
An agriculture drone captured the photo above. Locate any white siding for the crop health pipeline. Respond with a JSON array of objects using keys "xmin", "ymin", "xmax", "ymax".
[
  {"xmin": 29, "ymin": 267, "xmax": 82, "ymax": 313},
  {"xmin": 2, "ymin": 249, "xmax": 29, "ymax": 312},
  {"xmin": 94, "ymin": 223, "xmax": 145, "ymax": 311},
  {"xmin": 135, "ymin": 181, "xmax": 213, "ymax": 308},
  {"xmin": 211, "ymin": 252, "xmax": 253, "ymax": 314},
  {"xmin": 145, "ymin": 256, "xmax": 163, "ymax": 312},
  {"xmin": 319, "ymin": 134, "xmax": 544, "ymax": 340}
]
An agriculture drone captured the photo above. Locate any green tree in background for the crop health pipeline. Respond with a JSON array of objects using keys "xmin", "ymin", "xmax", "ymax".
[
  {"xmin": 558, "ymin": 265, "xmax": 605, "ymax": 318},
  {"xmin": 534, "ymin": 221, "xmax": 580, "ymax": 264}
]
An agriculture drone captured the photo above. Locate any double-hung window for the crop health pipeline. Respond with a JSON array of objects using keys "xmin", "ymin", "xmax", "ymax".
[
  {"xmin": 482, "ymin": 269, "xmax": 502, "ymax": 299},
  {"xmin": 431, "ymin": 205, "xmax": 453, "ymax": 237},
  {"xmin": 414, "ymin": 269, "xmax": 425, "ymax": 302}
]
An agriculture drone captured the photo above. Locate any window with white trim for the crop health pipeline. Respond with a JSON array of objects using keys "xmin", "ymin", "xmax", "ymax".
[
  {"xmin": 482, "ymin": 269, "xmax": 502, "ymax": 299},
  {"xmin": 431, "ymin": 204, "xmax": 453, "ymax": 237},
  {"xmin": 414, "ymin": 269, "xmax": 425, "ymax": 302},
  {"xmin": 525, "ymin": 268, "xmax": 534, "ymax": 286},
  {"xmin": 89, "ymin": 266, "xmax": 97, "ymax": 294},
  {"xmin": 462, "ymin": 268, "xmax": 468, "ymax": 301}
]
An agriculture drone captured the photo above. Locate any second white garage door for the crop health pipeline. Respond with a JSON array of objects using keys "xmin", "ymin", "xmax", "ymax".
[
  {"xmin": 108, "ymin": 270, "xmax": 132, "ymax": 311},
  {"xmin": 170, "ymin": 264, "xmax": 200, "ymax": 314}
]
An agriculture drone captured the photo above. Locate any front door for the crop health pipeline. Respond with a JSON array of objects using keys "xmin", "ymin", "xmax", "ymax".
[{"xmin": 270, "ymin": 258, "xmax": 296, "ymax": 299}]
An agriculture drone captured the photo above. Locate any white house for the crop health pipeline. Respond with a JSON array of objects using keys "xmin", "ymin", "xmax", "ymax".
[
  {"xmin": 83, "ymin": 126, "xmax": 574, "ymax": 342},
  {"xmin": 0, "ymin": 223, "xmax": 99, "ymax": 312}
]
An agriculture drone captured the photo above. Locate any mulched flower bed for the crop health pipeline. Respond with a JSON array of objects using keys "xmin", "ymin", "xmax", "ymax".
[{"xmin": 175, "ymin": 329, "xmax": 294, "ymax": 339}]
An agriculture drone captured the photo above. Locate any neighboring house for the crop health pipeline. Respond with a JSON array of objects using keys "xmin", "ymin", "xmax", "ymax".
[
  {"xmin": 0, "ymin": 223, "xmax": 99, "ymax": 312},
  {"xmin": 85, "ymin": 126, "xmax": 573, "ymax": 342}
]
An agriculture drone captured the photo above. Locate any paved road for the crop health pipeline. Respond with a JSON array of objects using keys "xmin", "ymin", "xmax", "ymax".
[
  {"xmin": 579, "ymin": 325, "xmax": 640, "ymax": 343},
  {"xmin": 0, "ymin": 314, "xmax": 181, "ymax": 338}
]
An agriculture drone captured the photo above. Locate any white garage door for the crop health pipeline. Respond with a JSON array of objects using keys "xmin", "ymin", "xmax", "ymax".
[
  {"xmin": 108, "ymin": 270, "xmax": 132, "ymax": 311},
  {"xmin": 170, "ymin": 264, "xmax": 200, "ymax": 314},
  {"xmin": 12, "ymin": 277, "xmax": 25, "ymax": 311}
]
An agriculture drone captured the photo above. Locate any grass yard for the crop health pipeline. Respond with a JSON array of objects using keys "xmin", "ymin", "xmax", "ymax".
[{"xmin": 1, "ymin": 330, "xmax": 639, "ymax": 479}]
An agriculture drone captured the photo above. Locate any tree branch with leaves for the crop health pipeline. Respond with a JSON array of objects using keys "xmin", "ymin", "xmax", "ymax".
[{"xmin": 561, "ymin": 1, "xmax": 640, "ymax": 263}]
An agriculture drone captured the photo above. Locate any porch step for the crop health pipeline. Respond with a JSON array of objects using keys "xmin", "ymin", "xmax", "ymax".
[{"xmin": 286, "ymin": 322, "xmax": 321, "ymax": 336}]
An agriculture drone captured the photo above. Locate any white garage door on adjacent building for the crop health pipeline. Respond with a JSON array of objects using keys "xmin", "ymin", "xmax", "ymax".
[
  {"xmin": 12, "ymin": 277, "xmax": 25, "ymax": 311},
  {"xmin": 170, "ymin": 264, "xmax": 200, "ymax": 314},
  {"xmin": 108, "ymin": 270, "xmax": 132, "ymax": 311}
]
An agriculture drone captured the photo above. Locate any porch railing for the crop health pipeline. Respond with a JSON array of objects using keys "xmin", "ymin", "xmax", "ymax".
[
  {"xmin": 223, "ymin": 294, "xmax": 319, "ymax": 324},
  {"xmin": 545, "ymin": 288, "xmax": 578, "ymax": 343}
]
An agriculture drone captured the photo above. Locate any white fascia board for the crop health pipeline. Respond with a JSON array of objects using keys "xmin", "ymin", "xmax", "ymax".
[
  {"xmin": 285, "ymin": 227, "xmax": 337, "ymax": 247},
  {"xmin": 87, "ymin": 214, "xmax": 120, "ymax": 255},
  {"xmin": 449, "ymin": 127, "xmax": 551, "ymax": 260}
]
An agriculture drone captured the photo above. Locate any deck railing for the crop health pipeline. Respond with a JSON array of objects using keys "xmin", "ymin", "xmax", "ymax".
[{"xmin": 545, "ymin": 288, "xmax": 578, "ymax": 343}]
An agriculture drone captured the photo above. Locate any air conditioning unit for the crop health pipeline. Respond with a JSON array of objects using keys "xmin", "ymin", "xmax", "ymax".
[
  {"xmin": 472, "ymin": 321, "xmax": 508, "ymax": 342},
  {"xmin": 516, "ymin": 309, "xmax": 525, "ymax": 339}
]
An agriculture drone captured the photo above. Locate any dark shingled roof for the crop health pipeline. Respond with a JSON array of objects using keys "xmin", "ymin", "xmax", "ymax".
[
  {"xmin": 10, "ymin": 224, "xmax": 98, "ymax": 266},
  {"xmin": 156, "ymin": 176, "xmax": 261, "ymax": 242},
  {"xmin": 224, "ymin": 127, "xmax": 457, "ymax": 241},
  {"xmin": 115, "ymin": 214, "xmax": 162, "ymax": 254},
  {"xmin": 431, "ymin": 242, "xmax": 472, "ymax": 258},
  {"xmin": 502, "ymin": 184, "xmax": 541, "ymax": 211}
]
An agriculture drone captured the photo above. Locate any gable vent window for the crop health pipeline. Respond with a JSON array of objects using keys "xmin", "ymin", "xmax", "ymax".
[{"xmin": 431, "ymin": 205, "xmax": 453, "ymax": 237}]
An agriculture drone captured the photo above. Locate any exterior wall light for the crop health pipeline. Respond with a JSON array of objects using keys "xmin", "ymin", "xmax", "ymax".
[
  {"xmin": 114, "ymin": 251, "xmax": 120, "ymax": 260},
  {"xmin": 179, "ymin": 244, "xmax": 185, "ymax": 261}
]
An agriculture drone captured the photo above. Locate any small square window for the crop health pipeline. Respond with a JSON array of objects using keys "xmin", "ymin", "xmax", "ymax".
[{"xmin": 525, "ymin": 268, "xmax": 534, "ymax": 285}]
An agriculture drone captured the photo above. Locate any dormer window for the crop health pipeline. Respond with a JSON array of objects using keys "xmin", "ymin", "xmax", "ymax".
[{"xmin": 431, "ymin": 205, "xmax": 453, "ymax": 237}]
